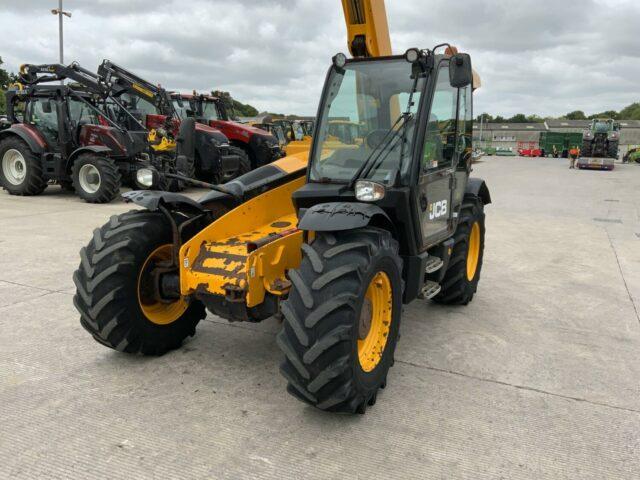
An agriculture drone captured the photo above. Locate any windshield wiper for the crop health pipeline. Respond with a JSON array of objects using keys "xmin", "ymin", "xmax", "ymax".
[
  {"xmin": 348, "ymin": 68, "xmax": 421, "ymax": 189},
  {"xmin": 347, "ymin": 112, "xmax": 412, "ymax": 189}
]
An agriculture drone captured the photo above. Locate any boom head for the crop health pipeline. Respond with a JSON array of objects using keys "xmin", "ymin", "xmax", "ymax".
[{"xmin": 341, "ymin": 0, "xmax": 392, "ymax": 57}]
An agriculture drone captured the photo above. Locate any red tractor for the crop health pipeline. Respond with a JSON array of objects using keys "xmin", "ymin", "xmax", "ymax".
[
  {"xmin": 171, "ymin": 92, "xmax": 285, "ymax": 168},
  {"xmin": 98, "ymin": 61, "xmax": 250, "ymax": 183},
  {"xmin": 0, "ymin": 63, "xmax": 181, "ymax": 203}
]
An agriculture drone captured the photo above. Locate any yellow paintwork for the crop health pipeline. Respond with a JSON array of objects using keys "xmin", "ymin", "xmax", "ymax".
[
  {"xmin": 269, "ymin": 152, "xmax": 309, "ymax": 173},
  {"xmin": 179, "ymin": 176, "xmax": 306, "ymax": 307},
  {"xmin": 284, "ymin": 137, "xmax": 312, "ymax": 156},
  {"xmin": 138, "ymin": 245, "xmax": 189, "ymax": 325},
  {"xmin": 358, "ymin": 271, "xmax": 392, "ymax": 372},
  {"xmin": 132, "ymin": 83, "xmax": 155, "ymax": 99},
  {"xmin": 341, "ymin": 0, "xmax": 392, "ymax": 57},
  {"xmin": 147, "ymin": 129, "xmax": 177, "ymax": 152},
  {"xmin": 466, "ymin": 222, "xmax": 480, "ymax": 281}
]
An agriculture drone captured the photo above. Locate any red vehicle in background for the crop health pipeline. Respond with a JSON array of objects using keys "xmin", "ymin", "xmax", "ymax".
[
  {"xmin": 98, "ymin": 61, "xmax": 249, "ymax": 183},
  {"xmin": 517, "ymin": 142, "xmax": 543, "ymax": 157},
  {"xmin": 517, "ymin": 148, "xmax": 543, "ymax": 157},
  {"xmin": 171, "ymin": 92, "xmax": 285, "ymax": 168}
]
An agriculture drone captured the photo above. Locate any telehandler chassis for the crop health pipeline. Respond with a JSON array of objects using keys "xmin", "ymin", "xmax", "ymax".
[{"xmin": 74, "ymin": 44, "xmax": 491, "ymax": 413}]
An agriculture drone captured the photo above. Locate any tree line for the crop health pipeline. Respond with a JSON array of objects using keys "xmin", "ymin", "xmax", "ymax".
[{"xmin": 477, "ymin": 104, "xmax": 640, "ymax": 124}]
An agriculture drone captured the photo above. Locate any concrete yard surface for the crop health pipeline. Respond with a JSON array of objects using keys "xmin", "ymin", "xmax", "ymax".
[{"xmin": 1, "ymin": 157, "xmax": 639, "ymax": 479}]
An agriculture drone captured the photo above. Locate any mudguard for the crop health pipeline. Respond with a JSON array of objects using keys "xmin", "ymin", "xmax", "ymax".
[
  {"xmin": 122, "ymin": 190, "xmax": 206, "ymax": 214},
  {"xmin": 466, "ymin": 178, "xmax": 492, "ymax": 205},
  {"xmin": 0, "ymin": 126, "xmax": 45, "ymax": 154},
  {"xmin": 298, "ymin": 202, "xmax": 394, "ymax": 233}
]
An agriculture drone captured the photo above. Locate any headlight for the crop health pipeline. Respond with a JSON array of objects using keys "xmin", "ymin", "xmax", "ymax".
[
  {"xmin": 405, "ymin": 48, "xmax": 420, "ymax": 63},
  {"xmin": 355, "ymin": 180, "xmax": 385, "ymax": 202},
  {"xmin": 136, "ymin": 168, "xmax": 157, "ymax": 189},
  {"xmin": 333, "ymin": 52, "xmax": 347, "ymax": 69}
]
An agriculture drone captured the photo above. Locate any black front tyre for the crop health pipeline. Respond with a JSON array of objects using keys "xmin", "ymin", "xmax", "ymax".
[
  {"xmin": 72, "ymin": 153, "xmax": 122, "ymax": 203},
  {"xmin": 0, "ymin": 136, "xmax": 47, "ymax": 195},
  {"xmin": 434, "ymin": 195, "xmax": 485, "ymax": 305},
  {"xmin": 225, "ymin": 146, "xmax": 251, "ymax": 182},
  {"xmin": 278, "ymin": 228, "xmax": 403, "ymax": 414},
  {"xmin": 73, "ymin": 210, "xmax": 206, "ymax": 355}
]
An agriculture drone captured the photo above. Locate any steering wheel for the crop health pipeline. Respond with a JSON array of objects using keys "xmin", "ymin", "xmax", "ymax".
[{"xmin": 365, "ymin": 129, "xmax": 394, "ymax": 150}]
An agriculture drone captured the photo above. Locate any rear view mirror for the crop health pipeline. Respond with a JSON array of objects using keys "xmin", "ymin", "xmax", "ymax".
[{"xmin": 449, "ymin": 53, "xmax": 472, "ymax": 88}]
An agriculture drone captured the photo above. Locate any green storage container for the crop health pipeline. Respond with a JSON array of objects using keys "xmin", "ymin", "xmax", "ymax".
[{"xmin": 539, "ymin": 131, "xmax": 583, "ymax": 158}]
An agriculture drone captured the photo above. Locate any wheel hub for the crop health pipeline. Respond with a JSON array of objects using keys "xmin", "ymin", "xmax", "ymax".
[
  {"xmin": 357, "ymin": 271, "xmax": 393, "ymax": 373},
  {"xmin": 138, "ymin": 244, "xmax": 188, "ymax": 325},
  {"xmin": 466, "ymin": 222, "xmax": 481, "ymax": 281},
  {"xmin": 2, "ymin": 149, "xmax": 27, "ymax": 185},
  {"xmin": 78, "ymin": 164, "xmax": 102, "ymax": 194},
  {"xmin": 358, "ymin": 298, "xmax": 373, "ymax": 340}
]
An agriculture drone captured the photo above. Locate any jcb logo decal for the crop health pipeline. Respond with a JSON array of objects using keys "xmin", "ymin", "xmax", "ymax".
[{"xmin": 429, "ymin": 200, "xmax": 448, "ymax": 220}]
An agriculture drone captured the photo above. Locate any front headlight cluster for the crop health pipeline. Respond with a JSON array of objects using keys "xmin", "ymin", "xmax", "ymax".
[
  {"xmin": 355, "ymin": 180, "xmax": 385, "ymax": 202},
  {"xmin": 135, "ymin": 168, "xmax": 158, "ymax": 189}
]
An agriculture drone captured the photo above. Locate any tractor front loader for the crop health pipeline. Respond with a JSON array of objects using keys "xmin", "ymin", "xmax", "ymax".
[
  {"xmin": 97, "ymin": 61, "xmax": 250, "ymax": 185},
  {"xmin": 74, "ymin": 0, "xmax": 491, "ymax": 414},
  {"xmin": 0, "ymin": 62, "xmax": 165, "ymax": 202}
]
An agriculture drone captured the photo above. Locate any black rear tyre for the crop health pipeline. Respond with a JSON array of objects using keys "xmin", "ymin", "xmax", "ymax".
[
  {"xmin": 434, "ymin": 195, "xmax": 485, "ymax": 305},
  {"xmin": 0, "ymin": 136, "xmax": 47, "ymax": 195},
  {"xmin": 278, "ymin": 228, "xmax": 403, "ymax": 414},
  {"xmin": 72, "ymin": 153, "xmax": 122, "ymax": 203},
  {"xmin": 73, "ymin": 210, "xmax": 206, "ymax": 355}
]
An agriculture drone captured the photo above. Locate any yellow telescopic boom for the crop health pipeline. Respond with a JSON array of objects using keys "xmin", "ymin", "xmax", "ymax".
[{"xmin": 341, "ymin": 0, "xmax": 392, "ymax": 57}]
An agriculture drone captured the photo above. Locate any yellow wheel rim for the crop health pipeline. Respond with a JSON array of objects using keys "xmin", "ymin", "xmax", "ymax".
[
  {"xmin": 466, "ymin": 222, "xmax": 481, "ymax": 281},
  {"xmin": 357, "ymin": 271, "xmax": 393, "ymax": 373},
  {"xmin": 137, "ymin": 244, "xmax": 188, "ymax": 326}
]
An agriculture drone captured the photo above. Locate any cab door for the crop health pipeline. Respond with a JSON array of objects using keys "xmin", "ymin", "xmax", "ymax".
[{"xmin": 415, "ymin": 62, "xmax": 461, "ymax": 249}]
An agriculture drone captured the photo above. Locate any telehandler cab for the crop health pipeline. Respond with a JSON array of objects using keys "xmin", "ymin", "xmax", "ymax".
[{"xmin": 73, "ymin": 0, "xmax": 490, "ymax": 414}]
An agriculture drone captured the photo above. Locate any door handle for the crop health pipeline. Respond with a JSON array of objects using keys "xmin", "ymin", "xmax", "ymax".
[{"xmin": 420, "ymin": 194, "xmax": 428, "ymax": 212}]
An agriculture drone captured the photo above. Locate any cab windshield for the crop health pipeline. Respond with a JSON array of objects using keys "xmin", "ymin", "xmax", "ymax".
[
  {"xmin": 202, "ymin": 100, "xmax": 219, "ymax": 121},
  {"xmin": 310, "ymin": 58, "xmax": 424, "ymax": 184},
  {"xmin": 172, "ymin": 99, "xmax": 189, "ymax": 119}
]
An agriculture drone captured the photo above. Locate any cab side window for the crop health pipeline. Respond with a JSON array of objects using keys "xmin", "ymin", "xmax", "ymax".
[
  {"xmin": 457, "ymin": 84, "xmax": 473, "ymax": 169},
  {"xmin": 29, "ymin": 98, "xmax": 59, "ymax": 146},
  {"xmin": 423, "ymin": 64, "xmax": 459, "ymax": 172}
]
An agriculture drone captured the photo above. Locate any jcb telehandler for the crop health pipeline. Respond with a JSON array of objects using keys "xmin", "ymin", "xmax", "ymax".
[{"xmin": 74, "ymin": 0, "xmax": 490, "ymax": 414}]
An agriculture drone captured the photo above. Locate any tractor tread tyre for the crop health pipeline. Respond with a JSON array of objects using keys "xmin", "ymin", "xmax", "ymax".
[
  {"xmin": 166, "ymin": 161, "xmax": 195, "ymax": 193},
  {"xmin": 434, "ymin": 195, "xmax": 485, "ymax": 305},
  {"xmin": 73, "ymin": 210, "xmax": 206, "ymax": 355},
  {"xmin": 228, "ymin": 146, "xmax": 251, "ymax": 180},
  {"xmin": 0, "ymin": 136, "xmax": 47, "ymax": 195},
  {"xmin": 72, "ymin": 153, "xmax": 122, "ymax": 204},
  {"xmin": 278, "ymin": 228, "xmax": 403, "ymax": 414},
  {"xmin": 581, "ymin": 141, "xmax": 592, "ymax": 158}
]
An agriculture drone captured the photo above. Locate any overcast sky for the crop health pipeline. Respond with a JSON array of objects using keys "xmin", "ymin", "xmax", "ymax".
[{"xmin": 1, "ymin": 0, "xmax": 638, "ymax": 117}]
